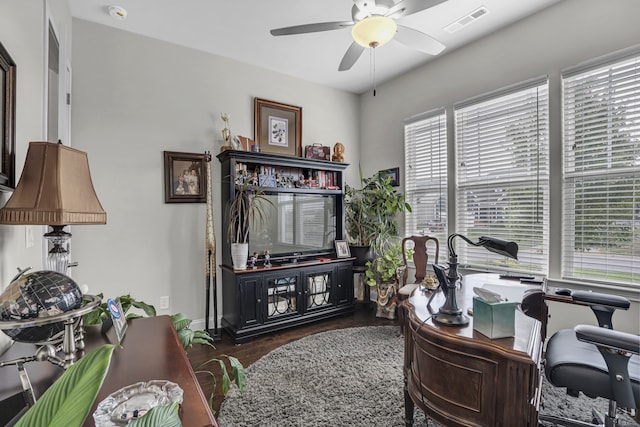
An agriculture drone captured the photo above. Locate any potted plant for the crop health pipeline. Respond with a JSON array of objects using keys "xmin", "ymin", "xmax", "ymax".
[
  {"xmin": 364, "ymin": 242, "xmax": 405, "ymax": 287},
  {"xmin": 344, "ymin": 168, "xmax": 411, "ymax": 265},
  {"xmin": 226, "ymin": 180, "xmax": 272, "ymax": 270},
  {"xmin": 364, "ymin": 241, "xmax": 405, "ymax": 319}
]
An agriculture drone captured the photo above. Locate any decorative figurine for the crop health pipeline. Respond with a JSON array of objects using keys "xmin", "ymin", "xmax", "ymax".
[
  {"xmin": 220, "ymin": 113, "xmax": 233, "ymax": 152},
  {"xmin": 264, "ymin": 250, "xmax": 271, "ymax": 268},
  {"xmin": 332, "ymin": 142, "xmax": 345, "ymax": 162},
  {"xmin": 250, "ymin": 252, "xmax": 258, "ymax": 269}
]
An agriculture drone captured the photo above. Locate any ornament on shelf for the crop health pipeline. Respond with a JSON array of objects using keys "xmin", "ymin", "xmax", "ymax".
[
  {"xmin": 332, "ymin": 142, "xmax": 345, "ymax": 162},
  {"xmin": 220, "ymin": 113, "xmax": 233, "ymax": 152}
]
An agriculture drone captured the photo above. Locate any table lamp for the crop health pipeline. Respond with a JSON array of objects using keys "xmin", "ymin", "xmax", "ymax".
[
  {"xmin": 0, "ymin": 141, "xmax": 106, "ymax": 275},
  {"xmin": 432, "ymin": 234, "xmax": 518, "ymax": 326}
]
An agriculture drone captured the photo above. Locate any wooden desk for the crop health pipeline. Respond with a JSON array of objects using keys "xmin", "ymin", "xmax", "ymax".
[
  {"xmin": 0, "ymin": 316, "xmax": 217, "ymax": 427},
  {"xmin": 403, "ymin": 274, "xmax": 545, "ymax": 427}
]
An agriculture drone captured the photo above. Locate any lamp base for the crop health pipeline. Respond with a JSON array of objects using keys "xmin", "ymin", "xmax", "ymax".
[
  {"xmin": 44, "ymin": 225, "xmax": 71, "ymax": 275},
  {"xmin": 433, "ymin": 310, "xmax": 470, "ymax": 326}
]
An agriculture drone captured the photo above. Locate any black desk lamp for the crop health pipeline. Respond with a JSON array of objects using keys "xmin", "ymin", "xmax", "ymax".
[{"xmin": 432, "ymin": 234, "xmax": 518, "ymax": 326}]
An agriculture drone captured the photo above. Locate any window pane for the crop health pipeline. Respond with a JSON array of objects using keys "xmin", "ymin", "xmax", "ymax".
[
  {"xmin": 455, "ymin": 83, "xmax": 549, "ymax": 273},
  {"xmin": 404, "ymin": 110, "xmax": 448, "ymax": 261},
  {"xmin": 562, "ymin": 54, "xmax": 640, "ymax": 287}
]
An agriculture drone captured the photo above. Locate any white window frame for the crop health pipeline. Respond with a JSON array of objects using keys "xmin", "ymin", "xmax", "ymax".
[
  {"xmin": 453, "ymin": 78, "xmax": 550, "ymax": 274},
  {"xmin": 404, "ymin": 109, "xmax": 448, "ymax": 262},
  {"xmin": 562, "ymin": 48, "xmax": 640, "ymax": 288}
]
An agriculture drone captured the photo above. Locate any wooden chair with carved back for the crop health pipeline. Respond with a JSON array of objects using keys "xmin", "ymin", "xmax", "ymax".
[{"xmin": 397, "ymin": 235, "xmax": 440, "ymax": 334}]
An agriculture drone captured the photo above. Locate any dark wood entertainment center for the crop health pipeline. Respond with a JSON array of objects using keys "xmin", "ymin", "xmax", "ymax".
[{"xmin": 217, "ymin": 150, "xmax": 354, "ymax": 343}]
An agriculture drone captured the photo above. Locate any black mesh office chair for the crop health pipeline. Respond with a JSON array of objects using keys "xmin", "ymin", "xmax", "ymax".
[{"xmin": 541, "ymin": 290, "xmax": 640, "ymax": 427}]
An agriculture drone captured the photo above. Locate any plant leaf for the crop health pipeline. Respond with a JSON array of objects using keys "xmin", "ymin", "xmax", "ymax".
[
  {"xmin": 228, "ymin": 356, "xmax": 246, "ymax": 395},
  {"xmin": 170, "ymin": 313, "xmax": 192, "ymax": 332},
  {"xmin": 128, "ymin": 402, "xmax": 182, "ymax": 427},
  {"xmin": 216, "ymin": 359, "xmax": 231, "ymax": 396},
  {"xmin": 176, "ymin": 327, "xmax": 194, "ymax": 349},
  {"xmin": 130, "ymin": 299, "xmax": 157, "ymax": 317},
  {"xmin": 15, "ymin": 344, "xmax": 115, "ymax": 427}
]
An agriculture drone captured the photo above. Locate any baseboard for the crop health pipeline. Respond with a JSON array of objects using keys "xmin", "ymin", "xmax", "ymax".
[{"xmin": 190, "ymin": 315, "xmax": 222, "ymax": 333}]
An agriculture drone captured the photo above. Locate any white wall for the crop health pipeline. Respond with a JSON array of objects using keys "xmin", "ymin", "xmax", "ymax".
[
  {"xmin": 359, "ymin": 0, "xmax": 640, "ymax": 334},
  {"xmin": 0, "ymin": 0, "xmax": 72, "ymax": 351},
  {"xmin": 70, "ymin": 19, "xmax": 360, "ymax": 325}
]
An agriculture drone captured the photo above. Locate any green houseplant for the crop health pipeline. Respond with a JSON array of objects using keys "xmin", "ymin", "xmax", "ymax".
[
  {"xmin": 344, "ymin": 168, "xmax": 411, "ymax": 264},
  {"xmin": 83, "ymin": 295, "xmax": 245, "ymax": 411},
  {"xmin": 226, "ymin": 179, "xmax": 273, "ymax": 270},
  {"xmin": 364, "ymin": 241, "xmax": 405, "ymax": 287}
]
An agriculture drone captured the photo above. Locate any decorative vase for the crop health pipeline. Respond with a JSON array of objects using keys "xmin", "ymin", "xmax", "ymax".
[
  {"xmin": 231, "ymin": 243, "xmax": 249, "ymax": 270},
  {"xmin": 349, "ymin": 244, "xmax": 373, "ymax": 267}
]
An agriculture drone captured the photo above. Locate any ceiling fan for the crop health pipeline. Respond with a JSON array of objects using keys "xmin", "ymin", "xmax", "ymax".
[{"xmin": 270, "ymin": 0, "xmax": 447, "ymax": 71}]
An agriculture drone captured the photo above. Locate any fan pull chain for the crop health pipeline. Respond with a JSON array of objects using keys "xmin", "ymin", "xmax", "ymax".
[{"xmin": 370, "ymin": 45, "xmax": 377, "ymax": 96}]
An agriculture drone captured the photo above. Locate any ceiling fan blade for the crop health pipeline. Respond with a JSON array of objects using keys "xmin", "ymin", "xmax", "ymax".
[
  {"xmin": 338, "ymin": 42, "xmax": 365, "ymax": 71},
  {"xmin": 270, "ymin": 21, "xmax": 354, "ymax": 36},
  {"xmin": 395, "ymin": 25, "xmax": 445, "ymax": 55},
  {"xmin": 353, "ymin": 0, "xmax": 368, "ymax": 12},
  {"xmin": 386, "ymin": 0, "xmax": 447, "ymax": 19}
]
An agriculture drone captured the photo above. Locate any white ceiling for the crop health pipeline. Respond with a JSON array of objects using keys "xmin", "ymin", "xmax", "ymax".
[{"xmin": 68, "ymin": 0, "xmax": 562, "ymax": 94}]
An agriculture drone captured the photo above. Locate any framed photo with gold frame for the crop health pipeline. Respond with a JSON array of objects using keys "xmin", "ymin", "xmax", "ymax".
[{"xmin": 254, "ymin": 98, "xmax": 302, "ymax": 157}]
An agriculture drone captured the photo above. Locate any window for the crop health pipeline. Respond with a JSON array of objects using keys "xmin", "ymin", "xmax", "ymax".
[
  {"xmin": 454, "ymin": 79, "xmax": 549, "ymax": 273},
  {"xmin": 562, "ymin": 51, "xmax": 640, "ymax": 287},
  {"xmin": 404, "ymin": 109, "xmax": 448, "ymax": 261}
]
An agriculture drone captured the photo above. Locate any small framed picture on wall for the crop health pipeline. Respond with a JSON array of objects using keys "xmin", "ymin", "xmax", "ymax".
[
  {"xmin": 164, "ymin": 151, "xmax": 207, "ymax": 203},
  {"xmin": 379, "ymin": 167, "xmax": 400, "ymax": 187}
]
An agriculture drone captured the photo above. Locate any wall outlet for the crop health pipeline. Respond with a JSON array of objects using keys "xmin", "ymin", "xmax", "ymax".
[
  {"xmin": 25, "ymin": 226, "xmax": 35, "ymax": 248},
  {"xmin": 160, "ymin": 296, "xmax": 170, "ymax": 310}
]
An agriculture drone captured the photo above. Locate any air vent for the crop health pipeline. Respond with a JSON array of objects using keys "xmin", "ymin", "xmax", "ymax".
[{"xmin": 444, "ymin": 6, "xmax": 489, "ymax": 33}]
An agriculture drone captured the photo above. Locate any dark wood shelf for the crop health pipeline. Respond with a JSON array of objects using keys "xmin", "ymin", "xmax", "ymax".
[{"xmin": 217, "ymin": 150, "xmax": 353, "ymax": 343}]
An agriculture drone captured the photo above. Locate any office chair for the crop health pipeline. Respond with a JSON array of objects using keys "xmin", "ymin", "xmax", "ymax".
[
  {"xmin": 397, "ymin": 235, "xmax": 439, "ymax": 333},
  {"xmin": 541, "ymin": 289, "xmax": 640, "ymax": 427}
]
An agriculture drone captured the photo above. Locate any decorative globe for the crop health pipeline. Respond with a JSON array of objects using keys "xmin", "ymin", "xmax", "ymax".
[{"xmin": 0, "ymin": 270, "xmax": 83, "ymax": 343}]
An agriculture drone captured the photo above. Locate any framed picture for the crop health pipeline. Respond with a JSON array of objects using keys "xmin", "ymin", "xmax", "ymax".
[
  {"xmin": 254, "ymin": 98, "xmax": 302, "ymax": 157},
  {"xmin": 106, "ymin": 298, "xmax": 128, "ymax": 345},
  {"xmin": 335, "ymin": 240, "xmax": 351, "ymax": 258},
  {"xmin": 380, "ymin": 167, "xmax": 400, "ymax": 187},
  {"xmin": 0, "ymin": 41, "xmax": 16, "ymax": 192},
  {"xmin": 164, "ymin": 151, "xmax": 207, "ymax": 203}
]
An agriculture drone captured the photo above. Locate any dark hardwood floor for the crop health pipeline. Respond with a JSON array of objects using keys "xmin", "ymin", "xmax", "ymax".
[{"xmin": 187, "ymin": 305, "xmax": 398, "ymax": 414}]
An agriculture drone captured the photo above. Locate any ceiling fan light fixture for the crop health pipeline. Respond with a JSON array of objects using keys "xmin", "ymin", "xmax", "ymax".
[{"xmin": 352, "ymin": 16, "xmax": 397, "ymax": 48}]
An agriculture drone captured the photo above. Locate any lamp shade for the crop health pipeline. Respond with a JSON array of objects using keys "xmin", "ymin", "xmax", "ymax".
[
  {"xmin": 352, "ymin": 16, "xmax": 397, "ymax": 48},
  {"xmin": 0, "ymin": 141, "xmax": 106, "ymax": 225},
  {"xmin": 478, "ymin": 236, "xmax": 518, "ymax": 260}
]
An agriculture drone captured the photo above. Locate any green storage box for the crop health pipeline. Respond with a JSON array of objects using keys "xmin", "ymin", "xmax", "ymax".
[{"xmin": 472, "ymin": 296, "xmax": 519, "ymax": 339}]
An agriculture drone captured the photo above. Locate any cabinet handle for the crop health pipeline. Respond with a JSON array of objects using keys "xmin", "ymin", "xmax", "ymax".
[{"xmin": 257, "ymin": 299, "xmax": 261, "ymax": 303}]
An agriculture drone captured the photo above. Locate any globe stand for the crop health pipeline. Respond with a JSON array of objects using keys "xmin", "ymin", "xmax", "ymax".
[{"xmin": 0, "ymin": 294, "xmax": 101, "ymax": 369}]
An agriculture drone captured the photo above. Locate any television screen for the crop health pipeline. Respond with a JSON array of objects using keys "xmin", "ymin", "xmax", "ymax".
[{"xmin": 248, "ymin": 193, "xmax": 336, "ymax": 257}]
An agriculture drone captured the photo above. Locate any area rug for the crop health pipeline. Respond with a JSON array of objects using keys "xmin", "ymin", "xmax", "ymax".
[{"xmin": 217, "ymin": 326, "xmax": 636, "ymax": 427}]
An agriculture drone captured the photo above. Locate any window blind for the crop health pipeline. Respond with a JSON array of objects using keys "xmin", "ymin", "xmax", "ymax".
[
  {"xmin": 404, "ymin": 109, "xmax": 448, "ymax": 261},
  {"xmin": 562, "ymin": 52, "xmax": 640, "ymax": 287},
  {"xmin": 454, "ymin": 81, "xmax": 549, "ymax": 273}
]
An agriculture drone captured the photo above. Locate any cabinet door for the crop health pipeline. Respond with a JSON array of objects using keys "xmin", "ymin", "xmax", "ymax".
[
  {"xmin": 264, "ymin": 271, "xmax": 302, "ymax": 322},
  {"xmin": 239, "ymin": 274, "xmax": 263, "ymax": 327},
  {"xmin": 303, "ymin": 266, "xmax": 334, "ymax": 313},
  {"xmin": 334, "ymin": 262, "xmax": 353, "ymax": 305}
]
